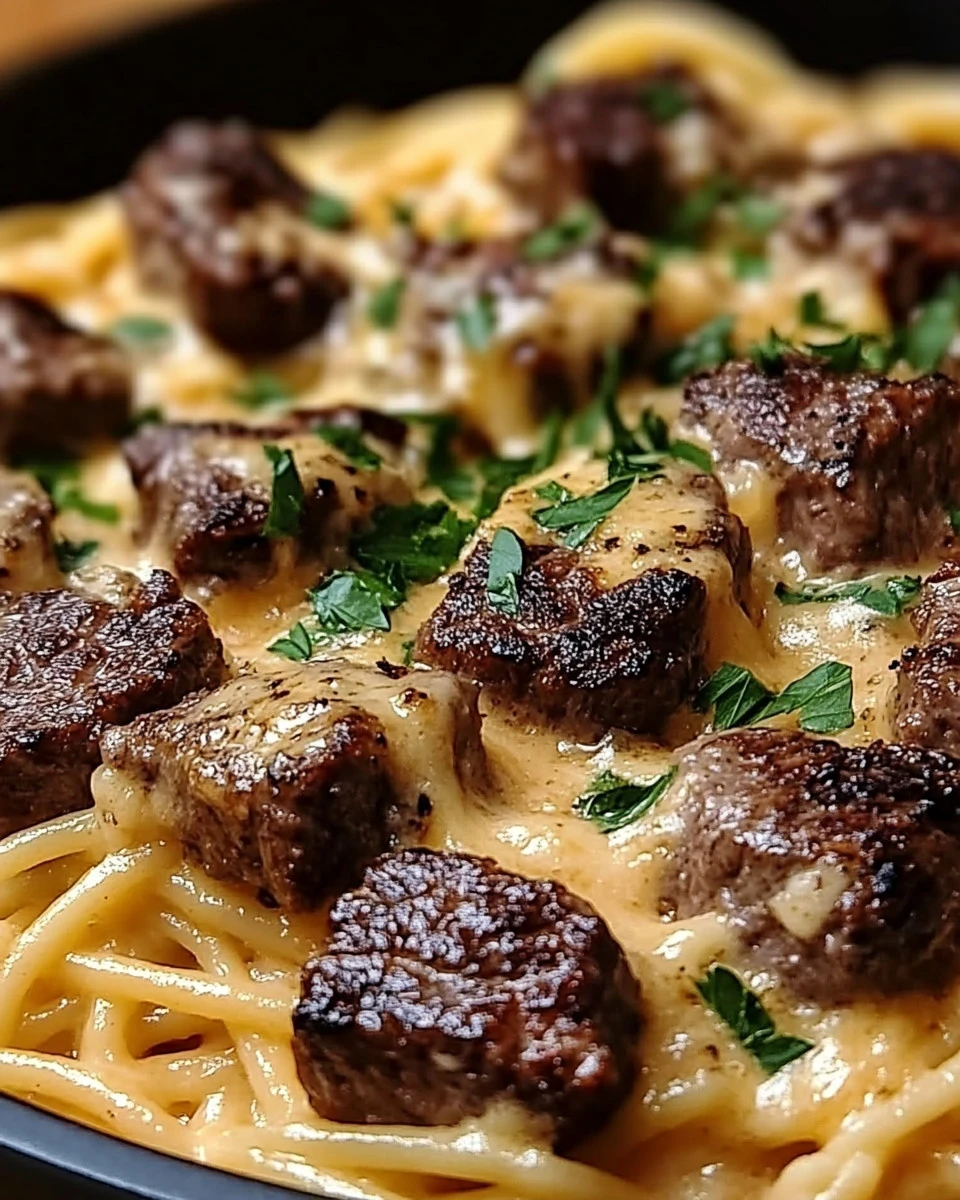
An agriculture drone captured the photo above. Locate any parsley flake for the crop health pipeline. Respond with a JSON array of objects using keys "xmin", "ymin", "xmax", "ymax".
[
  {"xmin": 21, "ymin": 456, "xmax": 119, "ymax": 524},
  {"xmin": 730, "ymin": 249, "xmax": 769, "ymax": 281},
  {"xmin": 639, "ymin": 79, "xmax": 691, "ymax": 123},
  {"xmin": 696, "ymin": 964, "xmax": 813, "ymax": 1075},
  {"xmin": 951, "ymin": 509, "xmax": 960, "ymax": 535},
  {"xmin": 575, "ymin": 768, "xmax": 676, "ymax": 833},
  {"xmin": 352, "ymin": 501, "xmax": 475, "ymax": 595},
  {"xmin": 902, "ymin": 275, "xmax": 960, "ymax": 372},
  {"xmin": 473, "ymin": 410, "xmax": 563, "ymax": 519},
  {"xmin": 305, "ymin": 190, "xmax": 352, "ymax": 230},
  {"xmin": 109, "ymin": 315, "xmax": 173, "ymax": 351},
  {"xmin": 797, "ymin": 291, "xmax": 843, "ymax": 329},
  {"xmin": 697, "ymin": 660, "xmax": 854, "ymax": 734},
  {"xmin": 262, "ymin": 445, "xmax": 304, "ymax": 539},
  {"xmin": 522, "ymin": 205, "xmax": 598, "ymax": 262},
  {"xmin": 317, "ymin": 424, "xmax": 382, "ymax": 470},
  {"xmin": 775, "ymin": 575, "xmax": 921, "ymax": 618},
  {"xmin": 368, "ymin": 278, "xmax": 406, "ymax": 329},
  {"xmin": 533, "ymin": 475, "xmax": 634, "ymax": 549},
  {"xmin": 667, "ymin": 174, "xmax": 740, "ymax": 246},
  {"xmin": 456, "ymin": 293, "xmax": 497, "ymax": 351},
  {"xmin": 309, "ymin": 569, "xmax": 401, "ymax": 634},
  {"xmin": 654, "ymin": 314, "xmax": 735, "ymax": 384},
  {"xmin": 269, "ymin": 621, "xmax": 313, "ymax": 663},
  {"xmin": 54, "ymin": 538, "xmax": 99, "ymax": 572},
  {"xmin": 486, "ymin": 527, "xmax": 523, "ymax": 616},
  {"xmin": 232, "ymin": 371, "xmax": 292, "ymax": 411},
  {"xmin": 735, "ymin": 193, "xmax": 783, "ymax": 237}
]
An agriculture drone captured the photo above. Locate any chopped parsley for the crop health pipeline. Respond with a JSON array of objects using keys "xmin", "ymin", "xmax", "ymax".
[
  {"xmin": 455, "ymin": 293, "xmax": 497, "ymax": 351},
  {"xmin": 533, "ymin": 474, "xmax": 634, "ymax": 549},
  {"xmin": 902, "ymin": 275, "xmax": 960, "ymax": 372},
  {"xmin": 472, "ymin": 410, "xmax": 563, "ymax": 519},
  {"xmin": 696, "ymin": 660, "xmax": 854, "ymax": 735},
  {"xmin": 575, "ymin": 768, "xmax": 676, "ymax": 834},
  {"xmin": 401, "ymin": 638, "xmax": 415, "ymax": 666},
  {"xmin": 521, "ymin": 205, "xmax": 598, "ymax": 262},
  {"xmin": 269, "ymin": 620, "xmax": 313, "ymax": 662},
  {"xmin": 735, "ymin": 193, "xmax": 783, "ymax": 237},
  {"xmin": 730, "ymin": 249, "xmax": 769, "ymax": 281},
  {"xmin": 309, "ymin": 568, "xmax": 401, "ymax": 634},
  {"xmin": 352, "ymin": 501, "xmax": 474, "ymax": 595},
  {"xmin": 654, "ymin": 314, "xmax": 735, "ymax": 384},
  {"xmin": 389, "ymin": 197, "xmax": 416, "ymax": 227},
  {"xmin": 797, "ymin": 290, "xmax": 843, "ymax": 329},
  {"xmin": 749, "ymin": 329, "xmax": 796, "ymax": 373},
  {"xmin": 696, "ymin": 964, "xmax": 813, "ymax": 1075},
  {"xmin": 486, "ymin": 527, "xmax": 523, "ymax": 616},
  {"xmin": 126, "ymin": 406, "xmax": 164, "ymax": 433},
  {"xmin": 316, "ymin": 424, "xmax": 382, "ymax": 470},
  {"xmin": 748, "ymin": 329, "xmax": 898, "ymax": 375},
  {"xmin": 54, "ymin": 538, "xmax": 98, "ymax": 572},
  {"xmin": 305, "ymin": 190, "xmax": 352, "ymax": 230},
  {"xmin": 367, "ymin": 278, "xmax": 406, "ymax": 329},
  {"xmin": 409, "ymin": 414, "xmax": 475, "ymax": 503},
  {"xmin": 109, "ymin": 314, "xmax": 173, "ymax": 351},
  {"xmin": 667, "ymin": 173, "xmax": 740, "ymax": 246},
  {"xmin": 775, "ymin": 575, "xmax": 921, "ymax": 618},
  {"xmin": 638, "ymin": 79, "xmax": 690, "ymax": 123},
  {"xmin": 951, "ymin": 508, "xmax": 960, "ymax": 535},
  {"xmin": 637, "ymin": 407, "xmax": 712, "ymax": 471},
  {"xmin": 232, "ymin": 371, "xmax": 293, "ymax": 411},
  {"xmin": 262, "ymin": 445, "xmax": 304, "ymax": 539},
  {"xmin": 21, "ymin": 456, "xmax": 119, "ymax": 524}
]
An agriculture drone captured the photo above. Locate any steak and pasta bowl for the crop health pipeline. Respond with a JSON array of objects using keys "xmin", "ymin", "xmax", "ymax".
[{"xmin": 4, "ymin": 3, "xmax": 960, "ymax": 1198}]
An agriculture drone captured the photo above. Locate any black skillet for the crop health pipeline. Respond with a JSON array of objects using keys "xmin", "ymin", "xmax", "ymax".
[{"xmin": 0, "ymin": 0, "xmax": 953, "ymax": 1193}]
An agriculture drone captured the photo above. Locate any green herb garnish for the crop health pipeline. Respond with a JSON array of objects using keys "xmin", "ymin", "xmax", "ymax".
[
  {"xmin": 262, "ymin": 445, "xmax": 304, "ymax": 538},
  {"xmin": 575, "ymin": 768, "xmax": 676, "ymax": 833},
  {"xmin": 951, "ymin": 508, "xmax": 960, "ymax": 535},
  {"xmin": 316, "ymin": 424, "xmax": 382, "ymax": 470},
  {"xmin": 749, "ymin": 329, "xmax": 796, "ymax": 373},
  {"xmin": 696, "ymin": 660, "xmax": 854, "ymax": 734},
  {"xmin": 305, "ymin": 190, "xmax": 352, "ymax": 230},
  {"xmin": 390, "ymin": 198, "xmax": 416, "ymax": 227},
  {"xmin": 797, "ymin": 291, "xmax": 843, "ymax": 329},
  {"xmin": 232, "ymin": 371, "xmax": 293, "ymax": 411},
  {"xmin": 735, "ymin": 193, "xmax": 783, "ymax": 237},
  {"xmin": 367, "ymin": 278, "xmax": 406, "ymax": 329},
  {"xmin": 775, "ymin": 575, "xmax": 921, "ymax": 618},
  {"xmin": 473, "ymin": 410, "xmax": 563, "ymax": 519},
  {"xmin": 533, "ymin": 475, "xmax": 634, "ymax": 549},
  {"xmin": 21, "ymin": 456, "xmax": 119, "ymax": 524},
  {"xmin": 54, "ymin": 538, "xmax": 99, "ymax": 572},
  {"xmin": 654, "ymin": 314, "xmax": 735, "ymax": 384},
  {"xmin": 639, "ymin": 79, "xmax": 690, "ymax": 123},
  {"xmin": 902, "ymin": 275, "xmax": 960, "ymax": 372},
  {"xmin": 667, "ymin": 174, "xmax": 740, "ymax": 246},
  {"xmin": 352, "ymin": 501, "xmax": 475, "ymax": 594},
  {"xmin": 456, "ymin": 293, "xmax": 497, "ymax": 351},
  {"xmin": 269, "ymin": 620, "xmax": 314, "ymax": 662},
  {"xmin": 730, "ymin": 250, "xmax": 769, "ymax": 281},
  {"xmin": 522, "ymin": 205, "xmax": 598, "ymax": 262},
  {"xmin": 696, "ymin": 964, "xmax": 813, "ymax": 1075},
  {"xmin": 309, "ymin": 568, "xmax": 401, "ymax": 634},
  {"xmin": 486, "ymin": 527, "xmax": 523, "ymax": 616},
  {"xmin": 109, "ymin": 315, "xmax": 173, "ymax": 351}
]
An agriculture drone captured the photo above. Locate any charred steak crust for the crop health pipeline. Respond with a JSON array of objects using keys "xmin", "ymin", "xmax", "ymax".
[
  {"xmin": 99, "ymin": 670, "xmax": 416, "ymax": 911},
  {"xmin": 661, "ymin": 728, "xmax": 960, "ymax": 1002},
  {"xmin": 799, "ymin": 149, "xmax": 960, "ymax": 319},
  {"xmin": 293, "ymin": 848, "xmax": 641, "ymax": 1147},
  {"xmin": 895, "ymin": 561, "xmax": 960, "ymax": 753},
  {"xmin": 416, "ymin": 538, "xmax": 707, "ymax": 733},
  {"xmin": 500, "ymin": 65, "xmax": 734, "ymax": 235},
  {"xmin": 0, "ymin": 468, "xmax": 61, "ymax": 592},
  {"xmin": 683, "ymin": 355, "xmax": 960, "ymax": 570},
  {"xmin": 122, "ymin": 120, "xmax": 349, "ymax": 355},
  {"xmin": 0, "ymin": 289, "xmax": 130, "ymax": 455},
  {"xmin": 123, "ymin": 409, "xmax": 408, "ymax": 582},
  {"xmin": 0, "ymin": 569, "xmax": 225, "ymax": 838}
]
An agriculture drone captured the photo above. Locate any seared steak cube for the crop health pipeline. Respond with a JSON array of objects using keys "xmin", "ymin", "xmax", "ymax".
[
  {"xmin": 417, "ymin": 460, "xmax": 750, "ymax": 733},
  {"xmin": 0, "ymin": 468, "xmax": 60, "ymax": 592},
  {"xmin": 660, "ymin": 728, "xmax": 960, "ymax": 1003},
  {"xmin": 123, "ymin": 414, "xmax": 411, "ymax": 583},
  {"xmin": 0, "ymin": 290, "xmax": 130, "ymax": 455},
  {"xmin": 682, "ymin": 356, "xmax": 960, "ymax": 570},
  {"xmin": 293, "ymin": 848, "xmax": 641, "ymax": 1146},
  {"xmin": 122, "ymin": 120, "xmax": 349, "ymax": 355},
  {"xmin": 895, "ymin": 561, "xmax": 960, "ymax": 753},
  {"xmin": 0, "ymin": 568, "xmax": 225, "ymax": 838},
  {"xmin": 501, "ymin": 66, "xmax": 738, "ymax": 235},
  {"xmin": 798, "ymin": 150, "xmax": 960, "ymax": 320},
  {"xmin": 99, "ymin": 663, "xmax": 486, "ymax": 910}
]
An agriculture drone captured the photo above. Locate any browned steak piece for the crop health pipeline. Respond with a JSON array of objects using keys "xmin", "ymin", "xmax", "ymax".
[
  {"xmin": 682, "ymin": 355, "xmax": 960, "ymax": 570},
  {"xmin": 293, "ymin": 848, "xmax": 641, "ymax": 1146},
  {"xmin": 123, "ymin": 411, "xmax": 411, "ymax": 583},
  {"xmin": 0, "ymin": 290, "xmax": 130, "ymax": 455},
  {"xmin": 895, "ymin": 562, "xmax": 960, "ymax": 753},
  {"xmin": 798, "ymin": 150, "xmax": 960, "ymax": 320},
  {"xmin": 418, "ymin": 540, "xmax": 706, "ymax": 734},
  {"xmin": 0, "ymin": 569, "xmax": 225, "ymax": 838},
  {"xmin": 501, "ymin": 65, "xmax": 737, "ymax": 234},
  {"xmin": 122, "ymin": 120, "xmax": 349, "ymax": 355},
  {"xmin": 661, "ymin": 728, "xmax": 960, "ymax": 1003},
  {"xmin": 100, "ymin": 663, "xmax": 486, "ymax": 910},
  {"xmin": 0, "ymin": 468, "xmax": 60, "ymax": 592}
]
